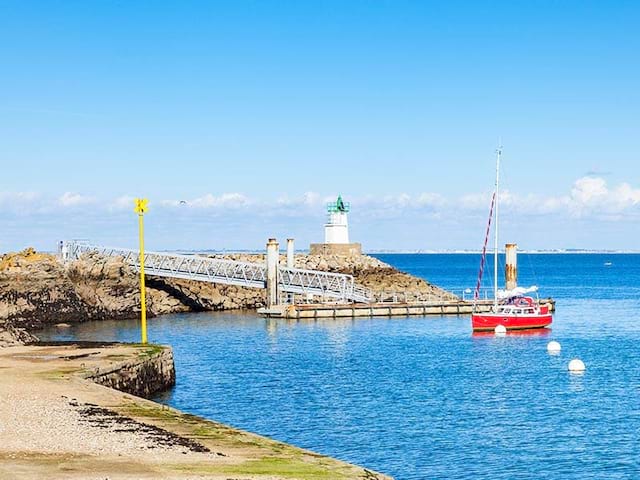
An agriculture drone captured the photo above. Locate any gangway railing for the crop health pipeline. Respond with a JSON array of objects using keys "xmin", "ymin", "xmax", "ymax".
[{"xmin": 62, "ymin": 241, "xmax": 371, "ymax": 303}]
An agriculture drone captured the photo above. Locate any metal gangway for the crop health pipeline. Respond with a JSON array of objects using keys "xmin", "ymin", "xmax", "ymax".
[{"xmin": 62, "ymin": 241, "xmax": 371, "ymax": 303}]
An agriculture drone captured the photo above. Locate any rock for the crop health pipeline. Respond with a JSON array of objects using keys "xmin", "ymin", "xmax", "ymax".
[
  {"xmin": 0, "ymin": 323, "xmax": 39, "ymax": 347},
  {"xmin": 289, "ymin": 252, "xmax": 458, "ymax": 302},
  {"xmin": 0, "ymin": 247, "xmax": 456, "ymax": 335},
  {"xmin": 0, "ymin": 249, "xmax": 93, "ymax": 330},
  {"xmin": 207, "ymin": 251, "xmax": 457, "ymax": 303}
]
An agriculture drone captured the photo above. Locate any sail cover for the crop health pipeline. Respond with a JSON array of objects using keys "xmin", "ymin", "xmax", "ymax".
[{"xmin": 496, "ymin": 285, "xmax": 538, "ymax": 300}]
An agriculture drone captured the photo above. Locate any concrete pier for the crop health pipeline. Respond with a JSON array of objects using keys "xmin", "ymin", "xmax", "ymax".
[{"xmin": 261, "ymin": 298, "xmax": 556, "ymax": 319}]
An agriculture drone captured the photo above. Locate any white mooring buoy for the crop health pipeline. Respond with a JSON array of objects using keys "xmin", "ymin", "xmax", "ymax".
[
  {"xmin": 568, "ymin": 358, "xmax": 586, "ymax": 373},
  {"xmin": 547, "ymin": 341, "xmax": 562, "ymax": 354},
  {"xmin": 494, "ymin": 324, "xmax": 507, "ymax": 335}
]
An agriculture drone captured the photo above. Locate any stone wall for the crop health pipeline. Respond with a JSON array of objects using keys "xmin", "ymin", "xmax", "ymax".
[
  {"xmin": 309, "ymin": 243, "xmax": 362, "ymax": 256},
  {"xmin": 85, "ymin": 345, "xmax": 176, "ymax": 398}
]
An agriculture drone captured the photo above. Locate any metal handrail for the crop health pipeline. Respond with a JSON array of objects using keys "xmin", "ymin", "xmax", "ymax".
[{"xmin": 62, "ymin": 241, "xmax": 372, "ymax": 303}]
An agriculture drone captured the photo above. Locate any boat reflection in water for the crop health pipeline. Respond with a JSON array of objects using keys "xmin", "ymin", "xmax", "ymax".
[{"xmin": 471, "ymin": 327, "xmax": 552, "ymax": 338}]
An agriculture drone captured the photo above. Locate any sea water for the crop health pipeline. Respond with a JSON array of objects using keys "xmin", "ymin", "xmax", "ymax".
[{"xmin": 41, "ymin": 254, "xmax": 640, "ymax": 479}]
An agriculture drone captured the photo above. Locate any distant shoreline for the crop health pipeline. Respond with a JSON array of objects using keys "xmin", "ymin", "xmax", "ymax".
[
  {"xmin": 36, "ymin": 248, "xmax": 640, "ymax": 256},
  {"xmin": 367, "ymin": 250, "xmax": 640, "ymax": 254},
  {"xmin": 171, "ymin": 249, "xmax": 640, "ymax": 255}
]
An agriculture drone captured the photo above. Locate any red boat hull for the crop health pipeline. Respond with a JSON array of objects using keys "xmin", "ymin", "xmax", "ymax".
[{"xmin": 471, "ymin": 312, "xmax": 552, "ymax": 331}]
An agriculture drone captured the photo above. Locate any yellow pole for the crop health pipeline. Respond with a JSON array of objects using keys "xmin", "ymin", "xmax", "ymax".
[{"xmin": 134, "ymin": 198, "xmax": 149, "ymax": 344}]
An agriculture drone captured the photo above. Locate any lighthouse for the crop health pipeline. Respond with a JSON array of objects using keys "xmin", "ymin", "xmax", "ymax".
[
  {"xmin": 324, "ymin": 195, "xmax": 350, "ymax": 244},
  {"xmin": 310, "ymin": 195, "xmax": 362, "ymax": 256}
]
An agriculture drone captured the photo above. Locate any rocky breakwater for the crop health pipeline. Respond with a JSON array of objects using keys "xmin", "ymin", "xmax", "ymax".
[
  {"xmin": 0, "ymin": 248, "xmax": 266, "ymax": 334},
  {"xmin": 1, "ymin": 248, "xmax": 457, "ymax": 337},
  {"xmin": 219, "ymin": 252, "xmax": 458, "ymax": 302},
  {"xmin": 146, "ymin": 276, "xmax": 266, "ymax": 312},
  {"xmin": 0, "ymin": 249, "xmax": 190, "ymax": 336},
  {"xmin": 0, "ymin": 248, "xmax": 77, "ymax": 343}
]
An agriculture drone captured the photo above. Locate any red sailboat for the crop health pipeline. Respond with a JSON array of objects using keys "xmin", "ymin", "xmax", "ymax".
[
  {"xmin": 471, "ymin": 288, "xmax": 553, "ymax": 331},
  {"xmin": 471, "ymin": 146, "xmax": 553, "ymax": 332}
]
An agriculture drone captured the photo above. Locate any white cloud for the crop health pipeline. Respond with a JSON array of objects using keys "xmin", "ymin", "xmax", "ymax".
[
  {"xmin": 109, "ymin": 195, "xmax": 136, "ymax": 211},
  {"xmin": 58, "ymin": 192, "xmax": 94, "ymax": 207},
  {"xmin": 564, "ymin": 176, "xmax": 640, "ymax": 218},
  {"xmin": 354, "ymin": 193, "xmax": 445, "ymax": 210},
  {"xmin": 162, "ymin": 193, "xmax": 251, "ymax": 209},
  {"xmin": 450, "ymin": 176, "xmax": 640, "ymax": 220},
  {"xmin": 277, "ymin": 191, "xmax": 324, "ymax": 209},
  {"xmin": 416, "ymin": 192, "xmax": 445, "ymax": 207},
  {"xmin": 0, "ymin": 191, "xmax": 41, "ymax": 214},
  {"xmin": 3, "ymin": 178, "xmax": 640, "ymax": 251},
  {"xmin": 570, "ymin": 176, "xmax": 607, "ymax": 206},
  {"xmin": 303, "ymin": 192, "xmax": 323, "ymax": 207},
  {"xmin": 611, "ymin": 183, "xmax": 640, "ymax": 208},
  {"xmin": 459, "ymin": 192, "xmax": 492, "ymax": 211},
  {"xmin": 0, "ymin": 191, "xmax": 39, "ymax": 206},
  {"xmin": 3, "ymin": 176, "xmax": 640, "ymax": 224}
]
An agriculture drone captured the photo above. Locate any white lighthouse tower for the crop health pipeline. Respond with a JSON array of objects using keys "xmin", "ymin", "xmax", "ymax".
[
  {"xmin": 324, "ymin": 195, "xmax": 350, "ymax": 244},
  {"xmin": 310, "ymin": 195, "xmax": 362, "ymax": 256}
]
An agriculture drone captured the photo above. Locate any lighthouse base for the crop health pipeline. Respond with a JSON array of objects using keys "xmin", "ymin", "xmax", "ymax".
[{"xmin": 309, "ymin": 243, "xmax": 362, "ymax": 257}]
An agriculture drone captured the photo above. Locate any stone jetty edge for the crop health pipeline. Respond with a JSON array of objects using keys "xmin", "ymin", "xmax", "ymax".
[{"xmin": 0, "ymin": 341, "xmax": 393, "ymax": 479}]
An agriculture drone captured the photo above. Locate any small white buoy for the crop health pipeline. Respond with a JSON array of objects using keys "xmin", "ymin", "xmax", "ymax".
[
  {"xmin": 568, "ymin": 358, "xmax": 586, "ymax": 373},
  {"xmin": 547, "ymin": 341, "xmax": 561, "ymax": 354},
  {"xmin": 494, "ymin": 324, "xmax": 507, "ymax": 335}
]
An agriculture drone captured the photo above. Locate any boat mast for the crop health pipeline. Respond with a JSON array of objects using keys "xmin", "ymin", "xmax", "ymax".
[{"xmin": 493, "ymin": 144, "xmax": 502, "ymax": 310}]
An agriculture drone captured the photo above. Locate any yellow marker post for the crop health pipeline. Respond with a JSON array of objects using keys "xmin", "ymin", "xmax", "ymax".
[{"xmin": 134, "ymin": 198, "xmax": 149, "ymax": 344}]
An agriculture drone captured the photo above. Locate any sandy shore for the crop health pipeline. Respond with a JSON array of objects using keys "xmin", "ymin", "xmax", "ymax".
[{"xmin": 0, "ymin": 343, "xmax": 391, "ymax": 480}]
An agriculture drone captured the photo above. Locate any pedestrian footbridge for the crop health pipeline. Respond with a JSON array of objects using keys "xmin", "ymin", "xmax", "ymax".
[{"xmin": 61, "ymin": 241, "xmax": 371, "ymax": 303}]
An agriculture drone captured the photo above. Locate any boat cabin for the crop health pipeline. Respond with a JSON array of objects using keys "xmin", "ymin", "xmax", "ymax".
[{"xmin": 497, "ymin": 305, "xmax": 537, "ymax": 315}]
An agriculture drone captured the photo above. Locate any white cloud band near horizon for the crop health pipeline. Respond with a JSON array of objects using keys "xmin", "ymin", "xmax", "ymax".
[
  {"xmin": 1, "ymin": 175, "xmax": 640, "ymax": 219},
  {"xmin": 1, "ymin": 175, "xmax": 640, "ymax": 252}
]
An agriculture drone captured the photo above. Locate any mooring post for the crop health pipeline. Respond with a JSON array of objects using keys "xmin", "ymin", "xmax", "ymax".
[
  {"xmin": 266, "ymin": 238, "xmax": 280, "ymax": 309},
  {"xmin": 505, "ymin": 243, "xmax": 517, "ymax": 290},
  {"xmin": 286, "ymin": 238, "xmax": 294, "ymax": 304}
]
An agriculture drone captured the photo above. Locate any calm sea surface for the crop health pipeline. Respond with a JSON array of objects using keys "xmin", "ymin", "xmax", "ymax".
[{"xmin": 40, "ymin": 254, "xmax": 640, "ymax": 479}]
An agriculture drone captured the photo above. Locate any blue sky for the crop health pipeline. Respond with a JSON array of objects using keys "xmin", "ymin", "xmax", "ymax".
[{"xmin": 1, "ymin": 1, "xmax": 639, "ymax": 251}]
